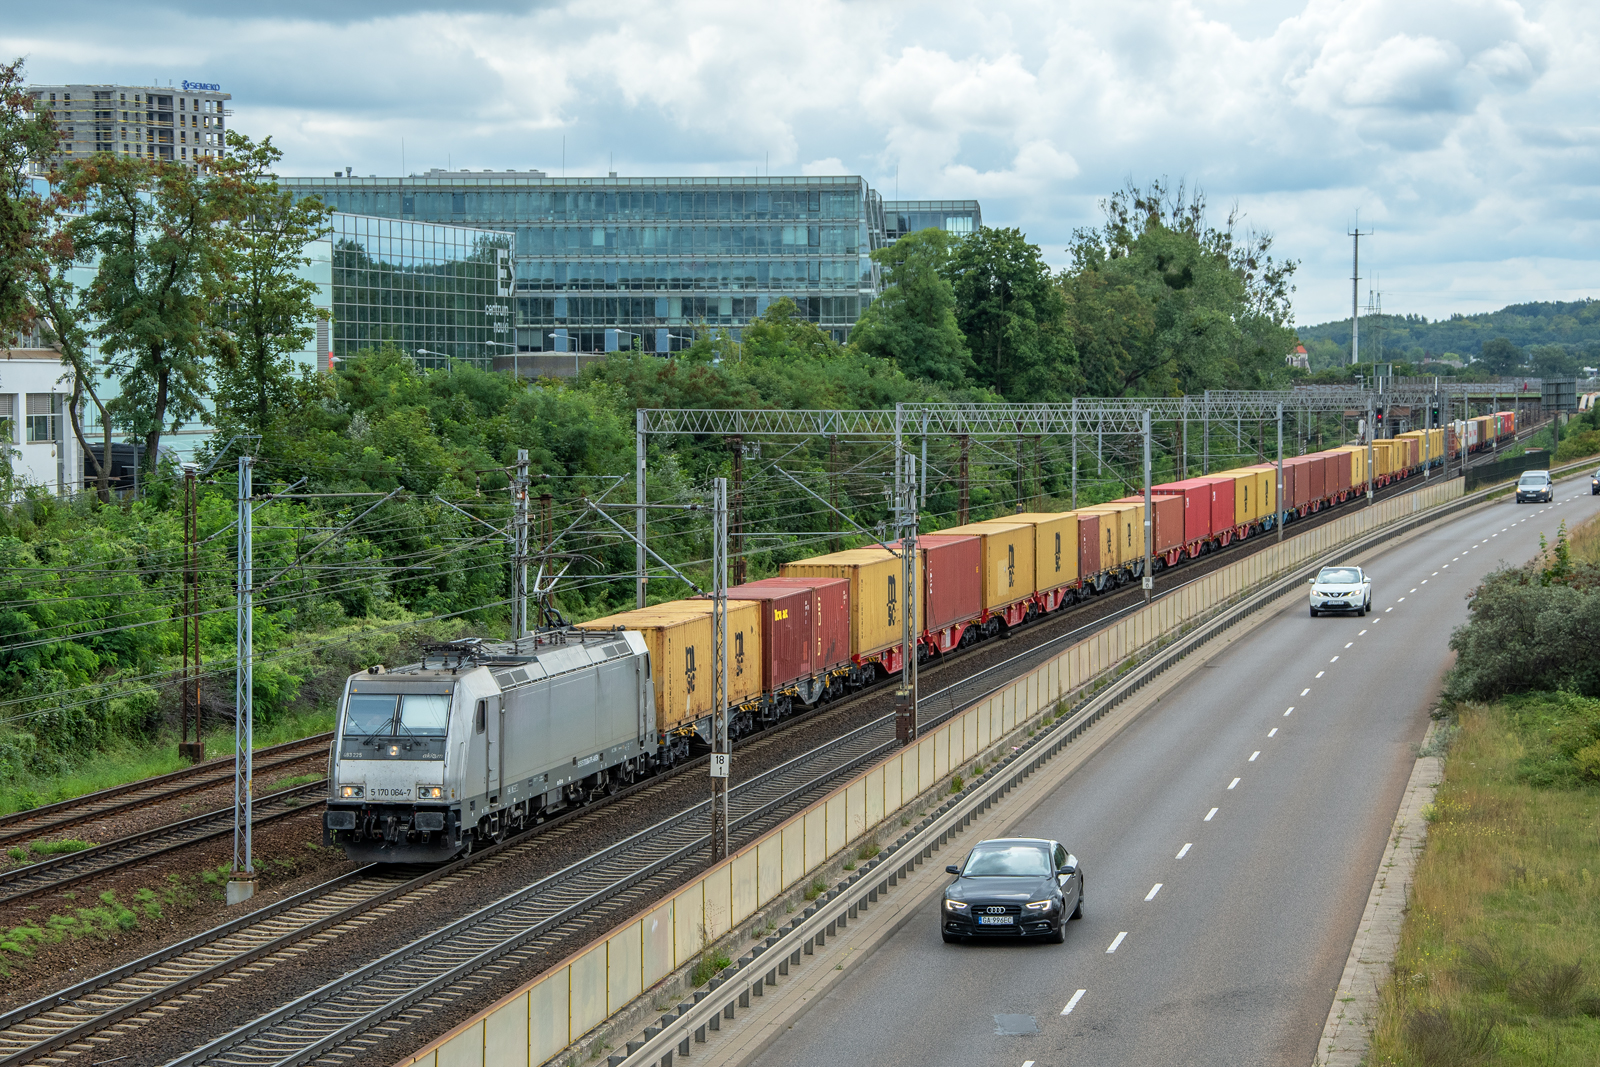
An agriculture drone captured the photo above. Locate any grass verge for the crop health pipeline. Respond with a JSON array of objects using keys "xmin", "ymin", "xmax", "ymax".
[
  {"xmin": 0, "ymin": 707, "xmax": 335, "ymax": 818},
  {"xmin": 1369, "ymin": 697, "xmax": 1600, "ymax": 1065}
]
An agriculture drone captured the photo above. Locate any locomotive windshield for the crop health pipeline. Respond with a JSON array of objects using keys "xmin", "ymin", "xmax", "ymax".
[{"xmin": 343, "ymin": 692, "xmax": 451, "ymax": 737}]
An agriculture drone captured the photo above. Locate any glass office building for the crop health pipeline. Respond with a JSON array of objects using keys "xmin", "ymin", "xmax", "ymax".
[
  {"xmin": 884, "ymin": 200, "xmax": 982, "ymax": 241},
  {"xmin": 283, "ymin": 174, "xmax": 948, "ymax": 358},
  {"xmin": 301, "ymin": 213, "xmax": 514, "ymax": 371}
]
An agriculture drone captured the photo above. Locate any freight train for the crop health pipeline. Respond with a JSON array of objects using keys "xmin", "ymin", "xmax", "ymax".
[{"xmin": 322, "ymin": 413, "xmax": 1519, "ymax": 863}]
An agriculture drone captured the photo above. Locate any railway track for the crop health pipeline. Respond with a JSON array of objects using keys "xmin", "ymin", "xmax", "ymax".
[
  {"xmin": 0, "ymin": 781, "xmax": 329, "ymax": 908},
  {"xmin": 0, "ymin": 461, "xmax": 1498, "ymax": 1066},
  {"xmin": 0, "ymin": 733, "xmax": 331, "ymax": 849}
]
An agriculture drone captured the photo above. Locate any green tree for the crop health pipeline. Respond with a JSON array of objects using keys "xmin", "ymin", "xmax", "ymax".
[
  {"xmin": 72, "ymin": 155, "xmax": 225, "ymax": 479},
  {"xmin": 0, "ymin": 58, "xmax": 59, "ymax": 346},
  {"xmin": 211, "ymin": 130, "xmax": 333, "ymax": 437},
  {"xmin": 850, "ymin": 228, "xmax": 972, "ymax": 385},
  {"xmin": 1065, "ymin": 180, "xmax": 1299, "ymax": 396},
  {"xmin": 1478, "ymin": 336, "xmax": 1523, "ymax": 375},
  {"xmin": 944, "ymin": 227, "xmax": 1077, "ymax": 400}
]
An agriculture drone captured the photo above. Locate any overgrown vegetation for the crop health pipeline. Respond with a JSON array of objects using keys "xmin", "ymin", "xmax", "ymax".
[{"xmin": 1369, "ymin": 701, "xmax": 1600, "ymax": 1065}]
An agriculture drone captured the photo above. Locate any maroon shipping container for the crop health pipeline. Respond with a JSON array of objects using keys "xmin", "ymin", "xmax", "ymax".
[
  {"xmin": 1077, "ymin": 513, "xmax": 1101, "ymax": 577},
  {"xmin": 1151, "ymin": 480, "xmax": 1211, "ymax": 543},
  {"xmin": 1302, "ymin": 454, "xmax": 1326, "ymax": 502},
  {"xmin": 1281, "ymin": 457, "xmax": 1311, "ymax": 509},
  {"xmin": 1203, "ymin": 476, "xmax": 1235, "ymax": 536},
  {"xmin": 918, "ymin": 534, "xmax": 983, "ymax": 632},
  {"xmin": 725, "ymin": 577, "xmax": 850, "ymax": 691},
  {"xmin": 1113, "ymin": 495, "xmax": 1185, "ymax": 554},
  {"xmin": 1318, "ymin": 451, "xmax": 1350, "ymax": 495}
]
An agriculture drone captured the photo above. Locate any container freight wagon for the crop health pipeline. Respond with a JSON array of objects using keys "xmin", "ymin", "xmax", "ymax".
[
  {"xmin": 1226, "ymin": 466, "xmax": 1279, "ymax": 533},
  {"xmin": 576, "ymin": 599, "xmax": 763, "ymax": 754},
  {"xmin": 1493, "ymin": 411, "xmax": 1517, "ymax": 442},
  {"xmin": 1151, "ymin": 477, "xmax": 1233, "ymax": 555},
  {"xmin": 937, "ymin": 521, "xmax": 1038, "ymax": 631},
  {"xmin": 1076, "ymin": 512, "xmax": 1103, "ymax": 591},
  {"xmin": 780, "ymin": 547, "xmax": 922, "ymax": 677},
  {"xmin": 1111, "ymin": 494, "xmax": 1185, "ymax": 568},
  {"xmin": 724, "ymin": 577, "xmax": 851, "ymax": 712},
  {"xmin": 916, "ymin": 534, "xmax": 983, "ymax": 654},
  {"xmin": 1075, "ymin": 501, "xmax": 1144, "ymax": 582},
  {"xmin": 1010, "ymin": 512, "xmax": 1082, "ymax": 610}
]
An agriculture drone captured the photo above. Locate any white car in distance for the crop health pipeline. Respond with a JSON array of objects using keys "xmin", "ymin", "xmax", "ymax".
[{"xmin": 1308, "ymin": 565, "xmax": 1372, "ymax": 617}]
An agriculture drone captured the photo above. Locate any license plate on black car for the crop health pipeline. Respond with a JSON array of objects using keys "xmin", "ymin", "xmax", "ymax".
[{"xmin": 978, "ymin": 915, "xmax": 1013, "ymax": 925}]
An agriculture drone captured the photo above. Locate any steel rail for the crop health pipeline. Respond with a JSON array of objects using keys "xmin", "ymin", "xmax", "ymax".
[
  {"xmin": 0, "ymin": 734, "xmax": 332, "ymax": 844},
  {"xmin": 0, "ymin": 781, "xmax": 328, "ymax": 906}
]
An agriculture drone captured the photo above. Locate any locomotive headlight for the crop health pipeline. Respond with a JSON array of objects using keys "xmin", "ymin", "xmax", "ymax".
[
  {"xmin": 339, "ymin": 785, "xmax": 364, "ymax": 799},
  {"xmin": 417, "ymin": 785, "xmax": 443, "ymax": 799}
]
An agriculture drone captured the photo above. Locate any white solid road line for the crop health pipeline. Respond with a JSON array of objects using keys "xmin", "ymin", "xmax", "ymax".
[
  {"xmin": 1107, "ymin": 932, "xmax": 1128, "ymax": 953},
  {"xmin": 1249, "ymin": 751, "xmax": 1260, "ymax": 761},
  {"xmin": 1176, "ymin": 843, "xmax": 1192, "ymax": 858},
  {"xmin": 1145, "ymin": 883, "xmax": 1163, "ymax": 901},
  {"xmin": 1205, "ymin": 807, "xmax": 1218, "ymax": 821},
  {"xmin": 1268, "ymin": 728, "xmax": 1278, "ymax": 737},
  {"xmin": 1228, "ymin": 777, "xmax": 1240, "ymax": 790},
  {"xmin": 1061, "ymin": 990, "xmax": 1086, "ymax": 1016}
]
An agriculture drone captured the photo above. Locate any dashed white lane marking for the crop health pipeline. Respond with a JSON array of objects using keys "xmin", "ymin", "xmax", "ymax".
[
  {"xmin": 1107, "ymin": 932, "xmax": 1127, "ymax": 953},
  {"xmin": 1176, "ymin": 843, "xmax": 1192, "ymax": 859},
  {"xmin": 1250, "ymin": 751, "xmax": 1260, "ymax": 761},
  {"xmin": 1300, "ymin": 687, "xmax": 1311, "ymax": 695},
  {"xmin": 1421, "ymin": 580, "xmax": 1427, "ymax": 584},
  {"xmin": 1268, "ymin": 728, "xmax": 1278, "ymax": 737},
  {"xmin": 1410, "ymin": 588, "xmax": 1417, "ymax": 593},
  {"xmin": 1397, "ymin": 597, "xmax": 1406, "ymax": 603},
  {"xmin": 1284, "ymin": 707, "xmax": 1294, "ymax": 716},
  {"xmin": 1386, "ymin": 607, "xmax": 1394, "ymax": 612},
  {"xmin": 1331, "ymin": 655, "xmax": 1340, "ymax": 662},
  {"xmin": 1228, "ymin": 778, "xmax": 1240, "ymax": 790},
  {"xmin": 1453, "ymin": 557, "xmax": 1460, "ymax": 561},
  {"xmin": 1345, "ymin": 642, "xmax": 1353, "ymax": 649},
  {"xmin": 1023, "ymin": 1060, "xmax": 1037, "ymax": 1067},
  {"xmin": 1145, "ymin": 884, "xmax": 1163, "ymax": 901},
  {"xmin": 1359, "ymin": 629, "xmax": 1368, "ymax": 635},
  {"xmin": 1315, "ymin": 671, "xmax": 1325, "ymax": 679},
  {"xmin": 1061, "ymin": 990, "xmax": 1086, "ymax": 1016},
  {"xmin": 1443, "ymin": 564, "xmax": 1449, "ymax": 569},
  {"xmin": 1205, "ymin": 807, "xmax": 1218, "ymax": 821},
  {"xmin": 1432, "ymin": 572, "xmax": 1438, "ymax": 576}
]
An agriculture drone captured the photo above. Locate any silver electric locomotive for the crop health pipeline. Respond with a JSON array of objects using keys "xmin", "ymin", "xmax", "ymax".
[{"xmin": 322, "ymin": 632, "xmax": 656, "ymax": 863}]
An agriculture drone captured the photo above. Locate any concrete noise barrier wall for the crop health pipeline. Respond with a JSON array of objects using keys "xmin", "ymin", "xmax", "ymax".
[{"xmin": 399, "ymin": 478, "xmax": 1464, "ymax": 1067}]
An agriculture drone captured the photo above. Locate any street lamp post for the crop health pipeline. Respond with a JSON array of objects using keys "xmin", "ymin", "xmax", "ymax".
[
  {"xmin": 415, "ymin": 348, "xmax": 452, "ymax": 373},
  {"xmin": 485, "ymin": 339, "xmax": 517, "ymax": 379}
]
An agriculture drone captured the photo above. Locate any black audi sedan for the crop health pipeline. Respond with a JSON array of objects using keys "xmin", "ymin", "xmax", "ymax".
[{"xmin": 942, "ymin": 838, "xmax": 1082, "ymax": 944}]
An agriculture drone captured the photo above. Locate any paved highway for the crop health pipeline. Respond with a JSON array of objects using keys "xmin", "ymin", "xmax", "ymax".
[{"xmin": 751, "ymin": 473, "xmax": 1600, "ymax": 1067}]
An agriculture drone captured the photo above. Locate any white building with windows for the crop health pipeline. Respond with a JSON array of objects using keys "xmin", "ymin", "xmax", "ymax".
[{"xmin": 0, "ymin": 346, "xmax": 81, "ymax": 498}]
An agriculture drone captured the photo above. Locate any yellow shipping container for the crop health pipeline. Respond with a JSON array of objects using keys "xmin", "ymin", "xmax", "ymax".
[
  {"xmin": 575, "ymin": 599, "xmax": 762, "ymax": 732},
  {"xmin": 1370, "ymin": 440, "xmax": 1398, "ymax": 477},
  {"xmin": 1010, "ymin": 512, "xmax": 1080, "ymax": 590},
  {"xmin": 780, "ymin": 547, "xmax": 920, "ymax": 658},
  {"xmin": 937, "ymin": 521, "xmax": 1038, "ymax": 610},
  {"xmin": 1217, "ymin": 466, "xmax": 1275, "ymax": 525},
  {"xmin": 1074, "ymin": 502, "xmax": 1141, "ymax": 571}
]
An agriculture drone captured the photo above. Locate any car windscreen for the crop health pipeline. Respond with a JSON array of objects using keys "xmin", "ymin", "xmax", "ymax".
[
  {"xmin": 344, "ymin": 693, "xmax": 398, "ymax": 737},
  {"xmin": 962, "ymin": 846, "xmax": 1051, "ymax": 877},
  {"xmin": 1519, "ymin": 474, "xmax": 1548, "ymax": 485},
  {"xmin": 398, "ymin": 694, "xmax": 450, "ymax": 736},
  {"xmin": 1317, "ymin": 567, "xmax": 1360, "ymax": 584}
]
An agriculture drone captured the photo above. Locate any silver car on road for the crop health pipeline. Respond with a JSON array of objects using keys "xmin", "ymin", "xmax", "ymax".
[{"xmin": 1309, "ymin": 565, "xmax": 1372, "ymax": 617}]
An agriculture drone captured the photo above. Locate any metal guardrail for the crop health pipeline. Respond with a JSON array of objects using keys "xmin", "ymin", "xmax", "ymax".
[{"xmin": 1464, "ymin": 451, "xmax": 1549, "ymax": 491}]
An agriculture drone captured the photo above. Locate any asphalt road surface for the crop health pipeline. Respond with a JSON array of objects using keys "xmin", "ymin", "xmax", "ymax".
[{"xmin": 752, "ymin": 473, "xmax": 1600, "ymax": 1067}]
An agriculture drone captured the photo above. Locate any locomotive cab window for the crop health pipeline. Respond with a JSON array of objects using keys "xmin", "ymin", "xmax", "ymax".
[
  {"xmin": 475, "ymin": 699, "xmax": 487, "ymax": 732},
  {"xmin": 344, "ymin": 692, "xmax": 451, "ymax": 737}
]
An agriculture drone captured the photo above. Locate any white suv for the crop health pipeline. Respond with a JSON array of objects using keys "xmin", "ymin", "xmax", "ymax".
[{"xmin": 1308, "ymin": 565, "xmax": 1371, "ymax": 618}]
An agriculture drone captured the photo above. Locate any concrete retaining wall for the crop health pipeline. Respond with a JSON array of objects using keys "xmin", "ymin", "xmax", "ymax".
[{"xmin": 399, "ymin": 478, "xmax": 1464, "ymax": 1067}]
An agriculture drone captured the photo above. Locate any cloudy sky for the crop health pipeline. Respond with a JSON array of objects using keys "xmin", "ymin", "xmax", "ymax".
[{"xmin": 8, "ymin": 0, "xmax": 1596, "ymax": 326}]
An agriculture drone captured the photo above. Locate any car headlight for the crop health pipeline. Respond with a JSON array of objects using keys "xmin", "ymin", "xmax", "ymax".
[
  {"xmin": 339, "ymin": 785, "xmax": 364, "ymax": 799},
  {"xmin": 417, "ymin": 785, "xmax": 443, "ymax": 800},
  {"xmin": 1025, "ymin": 900, "xmax": 1054, "ymax": 911},
  {"xmin": 944, "ymin": 899, "xmax": 968, "ymax": 911}
]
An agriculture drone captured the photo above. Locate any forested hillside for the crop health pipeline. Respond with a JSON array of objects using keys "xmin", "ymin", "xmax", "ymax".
[{"xmin": 1298, "ymin": 299, "xmax": 1600, "ymax": 373}]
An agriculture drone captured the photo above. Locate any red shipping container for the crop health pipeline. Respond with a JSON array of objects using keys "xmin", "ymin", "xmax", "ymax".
[
  {"xmin": 1199, "ymin": 476, "xmax": 1235, "ymax": 537},
  {"xmin": 1151, "ymin": 480, "xmax": 1211, "ymax": 543},
  {"xmin": 1303, "ymin": 455, "xmax": 1325, "ymax": 501},
  {"xmin": 1279, "ymin": 457, "xmax": 1308, "ymax": 509},
  {"xmin": 726, "ymin": 577, "xmax": 850, "ymax": 691},
  {"xmin": 1318, "ymin": 451, "xmax": 1350, "ymax": 495},
  {"xmin": 1077, "ymin": 513, "xmax": 1101, "ymax": 577},
  {"xmin": 1113, "ymin": 495, "xmax": 1185, "ymax": 554},
  {"xmin": 917, "ymin": 534, "xmax": 983, "ymax": 632}
]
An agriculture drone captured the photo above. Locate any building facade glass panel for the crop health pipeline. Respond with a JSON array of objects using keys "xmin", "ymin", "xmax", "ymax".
[
  {"xmin": 884, "ymin": 199, "xmax": 982, "ymax": 241},
  {"xmin": 283, "ymin": 174, "xmax": 917, "ymax": 355}
]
